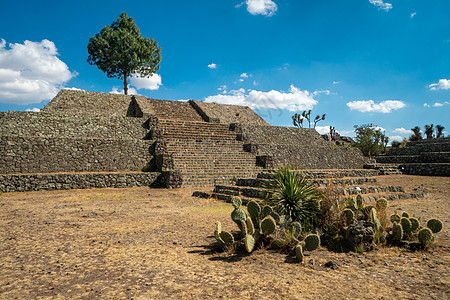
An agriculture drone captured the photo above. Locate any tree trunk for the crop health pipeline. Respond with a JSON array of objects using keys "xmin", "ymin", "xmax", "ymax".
[{"xmin": 123, "ymin": 74, "xmax": 128, "ymax": 95}]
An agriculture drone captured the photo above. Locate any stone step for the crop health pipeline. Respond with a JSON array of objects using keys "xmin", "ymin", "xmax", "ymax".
[
  {"xmin": 236, "ymin": 177, "xmax": 378, "ymax": 188},
  {"xmin": 203, "ymin": 191, "xmax": 426, "ymax": 204},
  {"xmin": 257, "ymin": 169, "xmax": 379, "ymax": 179},
  {"xmin": 213, "ymin": 184, "xmax": 405, "ymax": 199}
]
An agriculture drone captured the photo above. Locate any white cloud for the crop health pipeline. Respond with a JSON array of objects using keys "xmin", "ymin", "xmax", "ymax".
[
  {"xmin": 369, "ymin": 0, "xmax": 392, "ymax": 11},
  {"xmin": 410, "ymin": 12, "xmax": 417, "ymax": 18},
  {"xmin": 205, "ymin": 84, "xmax": 318, "ymax": 112},
  {"xmin": 110, "ymin": 87, "xmax": 138, "ymax": 95},
  {"xmin": 25, "ymin": 107, "xmax": 40, "ymax": 112},
  {"xmin": 389, "ymin": 135, "xmax": 403, "ymax": 142},
  {"xmin": 429, "ymin": 79, "xmax": 450, "ymax": 90},
  {"xmin": 208, "ymin": 63, "xmax": 217, "ymax": 69},
  {"xmin": 432, "ymin": 101, "xmax": 450, "ymax": 107},
  {"xmin": 63, "ymin": 87, "xmax": 84, "ymax": 91},
  {"xmin": 240, "ymin": 73, "xmax": 249, "ymax": 78},
  {"xmin": 315, "ymin": 125, "xmax": 331, "ymax": 135},
  {"xmin": 346, "ymin": 99, "xmax": 406, "ymax": 113},
  {"xmin": 424, "ymin": 103, "xmax": 430, "ymax": 107},
  {"xmin": 246, "ymin": 0, "xmax": 278, "ymax": 16},
  {"xmin": 0, "ymin": 39, "xmax": 75, "ymax": 104},
  {"xmin": 332, "ymin": 81, "xmax": 341, "ymax": 85},
  {"xmin": 312, "ymin": 90, "xmax": 331, "ymax": 96},
  {"xmin": 392, "ymin": 127, "xmax": 411, "ymax": 135},
  {"xmin": 129, "ymin": 73, "xmax": 162, "ymax": 90}
]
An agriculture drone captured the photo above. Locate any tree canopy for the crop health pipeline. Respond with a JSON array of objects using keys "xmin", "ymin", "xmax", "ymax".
[
  {"xmin": 352, "ymin": 124, "xmax": 388, "ymax": 157},
  {"xmin": 87, "ymin": 12, "xmax": 161, "ymax": 95}
]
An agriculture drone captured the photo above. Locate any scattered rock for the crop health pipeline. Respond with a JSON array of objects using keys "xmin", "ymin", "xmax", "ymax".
[{"xmin": 324, "ymin": 261, "xmax": 339, "ymax": 270}]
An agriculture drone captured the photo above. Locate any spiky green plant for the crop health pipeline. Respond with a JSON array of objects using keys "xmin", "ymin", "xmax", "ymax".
[
  {"xmin": 246, "ymin": 217, "xmax": 255, "ymax": 235},
  {"xmin": 391, "ymin": 222, "xmax": 403, "ymax": 244},
  {"xmin": 244, "ymin": 234, "xmax": 255, "ymax": 253},
  {"xmin": 219, "ymin": 231, "xmax": 234, "ymax": 247},
  {"xmin": 400, "ymin": 217, "xmax": 412, "ymax": 234},
  {"xmin": 261, "ymin": 215, "xmax": 276, "ymax": 235},
  {"xmin": 409, "ymin": 217, "xmax": 420, "ymax": 232},
  {"xmin": 427, "ymin": 218, "xmax": 443, "ymax": 233},
  {"xmin": 342, "ymin": 209, "xmax": 355, "ymax": 226},
  {"xmin": 247, "ymin": 200, "xmax": 261, "ymax": 223},
  {"xmin": 401, "ymin": 211, "xmax": 410, "ymax": 218},
  {"xmin": 262, "ymin": 205, "xmax": 273, "ymax": 218},
  {"xmin": 376, "ymin": 198, "xmax": 388, "ymax": 211},
  {"xmin": 295, "ymin": 244, "xmax": 304, "ymax": 262},
  {"xmin": 418, "ymin": 228, "xmax": 433, "ymax": 247},
  {"xmin": 304, "ymin": 234, "xmax": 320, "ymax": 251},
  {"xmin": 264, "ymin": 164, "xmax": 322, "ymax": 229},
  {"xmin": 231, "ymin": 207, "xmax": 247, "ymax": 228},
  {"xmin": 356, "ymin": 194, "xmax": 364, "ymax": 209},
  {"xmin": 231, "ymin": 196, "xmax": 242, "ymax": 209},
  {"xmin": 390, "ymin": 212, "xmax": 401, "ymax": 224},
  {"xmin": 290, "ymin": 221, "xmax": 302, "ymax": 238}
]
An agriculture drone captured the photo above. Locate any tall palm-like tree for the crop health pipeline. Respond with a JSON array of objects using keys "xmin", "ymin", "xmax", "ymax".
[
  {"xmin": 436, "ymin": 125, "xmax": 445, "ymax": 138},
  {"xmin": 410, "ymin": 126, "xmax": 422, "ymax": 141},
  {"xmin": 424, "ymin": 124, "xmax": 434, "ymax": 139}
]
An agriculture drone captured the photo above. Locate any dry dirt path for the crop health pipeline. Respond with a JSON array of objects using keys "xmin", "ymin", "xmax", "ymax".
[{"xmin": 0, "ymin": 175, "xmax": 449, "ymax": 299}]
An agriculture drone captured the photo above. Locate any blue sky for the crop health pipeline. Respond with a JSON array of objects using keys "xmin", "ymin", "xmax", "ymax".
[{"xmin": 1, "ymin": 0, "xmax": 449, "ymax": 140}]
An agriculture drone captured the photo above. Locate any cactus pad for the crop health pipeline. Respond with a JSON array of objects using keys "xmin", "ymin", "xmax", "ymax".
[
  {"xmin": 295, "ymin": 244, "xmax": 304, "ymax": 263},
  {"xmin": 262, "ymin": 205, "xmax": 273, "ymax": 218},
  {"xmin": 376, "ymin": 198, "xmax": 388, "ymax": 211},
  {"xmin": 342, "ymin": 209, "xmax": 355, "ymax": 226},
  {"xmin": 409, "ymin": 217, "xmax": 420, "ymax": 232},
  {"xmin": 391, "ymin": 222, "xmax": 403, "ymax": 243},
  {"xmin": 304, "ymin": 234, "xmax": 321, "ymax": 251},
  {"xmin": 418, "ymin": 228, "xmax": 433, "ymax": 246},
  {"xmin": 427, "ymin": 218, "xmax": 443, "ymax": 233},
  {"xmin": 400, "ymin": 217, "xmax": 412, "ymax": 234},
  {"xmin": 244, "ymin": 234, "xmax": 255, "ymax": 253},
  {"xmin": 231, "ymin": 196, "xmax": 242, "ymax": 209},
  {"xmin": 246, "ymin": 217, "xmax": 255, "ymax": 235},
  {"xmin": 390, "ymin": 212, "xmax": 401, "ymax": 224},
  {"xmin": 219, "ymin": 231, "xmax": 234, "ymax": 247},
  {"xmin": 356, "ymin": 194, "xmax": 364, "ymax": 209},
  {"xmin": 401, "ymin": 211, "xmax": 410, "ymax": 218},
  {"xmin": 291, "ymin": 221, "xmax": 302, "ymax": 237},
  {"xmin": 231, "ymin": 208, "xmax": 247, "ymax": 227},
  {"xmin": 247, "ymin": 200, "xmax": 261, "ymax": 220},
  {"xmin": 261, "ymin": 215, "xmax": 276, "ymax": 235}
]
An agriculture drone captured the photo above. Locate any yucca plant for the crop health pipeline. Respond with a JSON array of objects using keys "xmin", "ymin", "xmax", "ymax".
[{"xmin": 264, "ymin": 164, "xmax": 323, "ymax": 230}]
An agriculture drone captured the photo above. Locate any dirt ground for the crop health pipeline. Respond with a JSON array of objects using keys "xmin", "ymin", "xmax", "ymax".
[{"xmin": 0, "ymin": 175, "xmax": 449, "ymax": 299}]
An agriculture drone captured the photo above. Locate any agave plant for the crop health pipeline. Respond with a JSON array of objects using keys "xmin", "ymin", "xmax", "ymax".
[{"xmin": 264, "ymin": 164, "xmax": 322, "ymax": 229}]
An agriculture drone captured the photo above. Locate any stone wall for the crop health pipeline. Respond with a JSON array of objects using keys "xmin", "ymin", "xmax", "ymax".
[
  {"xmin": 191, "ymin": 101, "xmax": 269, "ymax": 125},
  {"xmin": 151, "ymin": 99, "xmax": 204, "ymax": 122},
  {"xmin": 0, "ymin": 136, "xmax": 153, "ymax": 173},
  {"xmin": 400, "ymin": 163, "xmax": 449, "ymax": 176},
  {"xmin": 0, "ymin": 172, "xmax": 161, "ymax": 192},
  {"xmin": 42, "ymin": 90, "xmax": 149, "ymax": 117},
  {"xmin": 233, "ymin": 124, "xmax": 367, "ymax": 169},
  {"xmin": 0, "ymin": 111, "xmax": 149, "ymax": 139}
]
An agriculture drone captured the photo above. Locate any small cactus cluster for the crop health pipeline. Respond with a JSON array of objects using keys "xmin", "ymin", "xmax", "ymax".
[
  {"xmin": 388, "ymin": 209, "xmax": 443, "ymax": 248},
  {"xmin": 214, "ymin": 197, "xmax": 321, "ymax": 261}
]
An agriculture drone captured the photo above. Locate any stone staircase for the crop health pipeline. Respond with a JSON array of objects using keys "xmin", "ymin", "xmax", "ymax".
[
  {"xmin": 156, "ymin": 119, "xmax": 264, "ymax": 187},
  {"xmin": 374, "ymin": 138, "xmax": 450, "ymax": 176},
  {"xmin": 193, "ymin": 169, "xmax": 426, "ymax": 203}
]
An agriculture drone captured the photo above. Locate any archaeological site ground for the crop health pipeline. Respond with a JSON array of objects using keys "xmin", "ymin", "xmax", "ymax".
[{"xmin": 0, "ymin": 90, "xmax": 448, "ymax": 298}]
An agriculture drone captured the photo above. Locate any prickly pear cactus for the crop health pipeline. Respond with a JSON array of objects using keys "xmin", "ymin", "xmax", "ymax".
[
  {"xmin": 231, "ymin": 196, "xmax": 242, "ymax": 209},
  {"xmin": 246, "ymin": 217, "xmax": 255, "ymax": 235},
  {"xmin": 261, "ymin": 215, "xmax": 276, "ymax": 235},
  {"xmin": 342, "ymin": 209, "xmax": 355, "ymax": 226},
  {"xmin": 219, "ymin": 231, "xmax": 234, "ymax": 247},
  {"xmin": 426, "ymin": 218, "xmax": 443, "ymax": 233},
  {"xmin": 400, "ymin": 217, "xmax": 412, "ymax": 235},
  {"xmin": 244, "ymin": 234, "xmax": 255, "ymax": 253},
  {"xmin": 356, "ymin": 194, "xmax": 364, "ymax": 209},
  {"xmin": 390, "ymin": 212, "xmax": 401, "ymax": 224},
  {"xmin": 262, "ymin": 205, "xmax": 273, "ymax": 218},
  {"xmin": 401, "ymin": 211, "xmax": 410, "ymax": 218},
  {"xmin": 304, "ymin": 234, "xmax": 320, "ymax": 251},
  {"xmin": 418, "ymin": 227, "xmax": 433, "ymax": 247},
  {"xmin": 295, "ymin": 244, "xmax": 304, "ymax": 263},
  {"xmin": 376, "ymin": 198, "xmax": 388, "ymax": 211},
  {"xmin": 231, "ymin": 207, "xmax": 247, "ymax": 227},
  {"xmin": 214, "ymin": 221, "xmax": 224, "ymax": 245},
  {"xmin": 247, "ymin": 200, "xmax": 261, "ymax": 220},
  {"xmin": 291, "ymin": 221, "xmax": 302, "ymax": 237},
  {"xmin": 409, "ymin": 217, "xmax": 420, "ymax": 232},
  {"xmin": 239, "ymin": 220, "xmax": 248, "ymax": 236},
  {"xmin": 391, "ymin": 222, "xmax": 403, "ymax": 243},
  {"xmin": 270, "ymin": 211, "xmax": 281, "ymax": 224}
]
